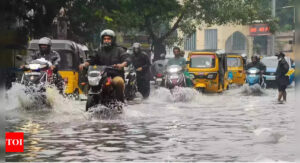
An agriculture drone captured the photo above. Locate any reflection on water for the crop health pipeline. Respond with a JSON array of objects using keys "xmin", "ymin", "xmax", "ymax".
[{"xmin": 5, "ymin": 83, "xmax": 295, "ymax": 162}]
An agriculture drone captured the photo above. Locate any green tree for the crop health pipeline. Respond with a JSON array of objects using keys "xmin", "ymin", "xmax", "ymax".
[
  {"xmin": 66, "ymin": 0, "xmax": 120, "ymax": 44},
  {"xmin": 276, "ymin": 0, "xmax": 295, "ymax": 31},
  {"xmin": 115, "ymin": 0, "xmax": 274, "ymax": 60}
]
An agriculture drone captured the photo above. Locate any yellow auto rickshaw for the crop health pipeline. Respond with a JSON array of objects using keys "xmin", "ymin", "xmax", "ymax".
[
  {"xmin": 187, "ymin": 50, "xmax": 229, "ymax": 93},
  {"xmin": 27, "ymin": 40, "xmax": 84, "ymax": 96},
  {"xmin": 227, "ymin": 53, "xmax": 246, "ymax": 85}
]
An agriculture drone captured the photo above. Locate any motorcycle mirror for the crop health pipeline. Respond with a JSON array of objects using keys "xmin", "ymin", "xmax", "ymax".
[
  {"xmin": 51, "ymin": 56, "xmax": 58, "ymax": 62},
  {"xmin": 186, "ymin": 61, "xmax": 190, "ymax": 64},
  {"xmin": 15, "ymin": 55, "xmax": 23, "ymax": 61}
]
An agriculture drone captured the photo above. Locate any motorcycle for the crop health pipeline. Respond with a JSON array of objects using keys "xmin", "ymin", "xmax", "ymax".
[
  {"xmin": 124, "ymin": 65, "xmax": 138, "ymax": 100},
  {"xmin": 19, "ymin": 57, "xmax": 57, "ymax": 107},
  {"xmin": 246, "ymin": 67, "xmax": 266, "ymax": 88},
  {"xmin": 164, "ymin": 65, "xmax": 186, "ymax": 89},
  {"xmin": 86, "ymin": 65, "xmax": 123, "ymax": 113},
  {"xmin": 152, "ymin": 60, "xmax": 167, "ymax": 88},
  {"xmin": 154, "ymin": 72, "xmax": 164, "ymax": 88}
]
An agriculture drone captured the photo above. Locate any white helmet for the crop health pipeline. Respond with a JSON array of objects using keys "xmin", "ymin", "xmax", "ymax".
[
  {"xmin": 38, "ymin": 37, "xmax": 52, "ymax": 46},
  {"xmin": 100, "ymin": 29, "xmax": 115, "ymax": 39}
]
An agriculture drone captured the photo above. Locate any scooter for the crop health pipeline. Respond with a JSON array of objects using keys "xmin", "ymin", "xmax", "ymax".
[
  {"xmin": 164, "ymin": 65, "xmax": 186, "ymax": 89},
  {"xmin": 246, "ymin": 67, "xmax": 266, "ymax": 88},
  {"xmin": 152, "ymin": 59, "xmax": 167, "ymax": 88},
  {"xmin": 86, "ymin": 65, "xmax": 123, "ymax": 113}
]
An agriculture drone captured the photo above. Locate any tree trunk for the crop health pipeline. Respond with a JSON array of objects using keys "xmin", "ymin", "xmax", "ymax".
[{"xmin": 152, "ymin": 39, "xmax": 166, "ymax": 62}]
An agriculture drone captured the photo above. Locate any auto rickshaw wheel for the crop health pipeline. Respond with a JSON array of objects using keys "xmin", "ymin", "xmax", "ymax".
[{"xmin": 197, "ymin": 87, "xmax": 205, "ymax": 93}]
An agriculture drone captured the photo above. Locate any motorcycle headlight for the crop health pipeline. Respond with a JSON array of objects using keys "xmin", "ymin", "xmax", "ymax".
[
  {"xmin": 88, "ymin": 76, "xmax": 102, "ymax": 86},
  {"xmin": 29, "ymin": 64, "xmax": 40, "ymax": 70}
]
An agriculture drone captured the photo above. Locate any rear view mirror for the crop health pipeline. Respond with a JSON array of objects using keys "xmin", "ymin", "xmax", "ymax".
[
  {"xmin": 15, "ymin": 55, "xmax": 23, "ymax": 61},
  {"xmin": 186, "ymin": 61, "xmax": 191, "ymax": 64}
]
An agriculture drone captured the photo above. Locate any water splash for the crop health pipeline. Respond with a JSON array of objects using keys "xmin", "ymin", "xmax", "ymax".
[
  {"xmin": 240, "ymin": 84, "xmax": 266, "ymax": 96},
  {"xmin": 149, "ymin": 87, "xmax": 202, "ymax": 103},
  {"xmin": 87, "ymin": 102, "xmax": 124, "ymax": 120}
]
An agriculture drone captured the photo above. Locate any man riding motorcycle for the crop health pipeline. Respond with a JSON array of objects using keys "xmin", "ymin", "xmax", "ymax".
[
  {"xmin": 24, "ymin": 37, "xmax": 64, "ymax": 93},
  {"xmin": 167, "ymin": 47, "xmax": 193, "ymax": 87},
  {"xmin": 79, "ymin": 29, "xmax": 130, "ymax": 102},
  {"xmin": 245, "ymin": 55, "xmax": 266, "ymax": 84},
  {"xmin": 131, "ymin": 42, "xmax": 151, "ymax": 98},
  {"xmin": 245, "ymin": 55, "xmax": 266, "ymax": 72}
]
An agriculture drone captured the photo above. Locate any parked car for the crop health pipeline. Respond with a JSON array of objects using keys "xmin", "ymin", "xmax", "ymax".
[{"xmin": 261, "ymin": 56, "xmax": 295, "ymax": 88}]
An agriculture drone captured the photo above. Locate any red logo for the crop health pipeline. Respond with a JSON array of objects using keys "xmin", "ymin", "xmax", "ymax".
[{"xmin": 6, "ymin": 132, "xmax": 24, "ymax": 152}]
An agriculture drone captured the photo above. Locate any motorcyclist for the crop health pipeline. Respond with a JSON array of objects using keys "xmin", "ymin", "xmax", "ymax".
[
  {"xmin": 245, "ymin": 55, "xmax": 266, "ymax": 82},
  {"xmin": 167, "ymin": 47, "xmax": 186, "ymax": 68},
  {"xmin": 24, "ymin": 37, "xmax": 64, "ymax": 93},
  {"xmin": 167, "ymin": 47, "xmax": 193, "ymax": 87},
  {"xmin": 79, "ymin": 29, "xmax": 130, "ymax": 102},
  {"xmin": 131, "ymin": 43, "xmax": 151, "ymax": 98},
  {"xmin": 245, "ymin": 55, "xmax": 266, "ymax": 73}
]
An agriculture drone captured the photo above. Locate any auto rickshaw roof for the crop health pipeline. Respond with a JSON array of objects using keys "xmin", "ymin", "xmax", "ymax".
[
  {"xmin": 28, "ymin": 39, "xmax": 77, "ymax": 51},
  {"xmin": 226, "ymin": 53, "xmax": 243, "ymax": 57},
  {"xmin": 189, "ymin": 49, "xmax": 226, "ymax": 57}
]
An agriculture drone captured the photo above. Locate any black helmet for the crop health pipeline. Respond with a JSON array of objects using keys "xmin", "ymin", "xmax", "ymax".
[
  {"xmin": 275, "ymin": 52, "xmax": 285, "ymax": 58},
  {"xmin": 251, "ymin": 55, "xmax": 260, "ymax": 64}
]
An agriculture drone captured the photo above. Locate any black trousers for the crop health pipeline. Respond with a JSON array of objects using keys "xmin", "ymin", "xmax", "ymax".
[{"xmin": 137, "ymin": 75, "xmax": 150, "ymax": 98}]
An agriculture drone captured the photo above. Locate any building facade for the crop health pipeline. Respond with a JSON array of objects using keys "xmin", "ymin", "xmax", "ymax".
[{"xmin": 183, "ymin": 24, "xmax": 253, "ymax": 58}]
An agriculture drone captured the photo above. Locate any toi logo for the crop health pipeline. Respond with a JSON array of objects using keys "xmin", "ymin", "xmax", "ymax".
[{"xmin": 6, "ymin": 132, "xmax": 24, "ymax": 152}]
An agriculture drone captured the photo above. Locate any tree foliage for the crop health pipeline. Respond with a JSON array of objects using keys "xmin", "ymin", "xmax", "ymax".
[
  {"xmin": 114, "ymin": 0, "xmax": 274, "ymax": 59},
  {"xmin": 1, "ymin": 0, "xmax": 276, "ymax": 57}
]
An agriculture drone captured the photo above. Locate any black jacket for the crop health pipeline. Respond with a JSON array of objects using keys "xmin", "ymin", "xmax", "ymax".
[
  {"xmin": 89, "ymin": 46, "xmax": 130, "ymax": 77},
  {"xmin": 276, "ymin": 58, "xmax": 289, "ymax": 86},
  {"xmin": 245, "ymin": 61, "xmax": 266, "ymax": 72},
  {"xmin": 132, "ymin": 51, "xmax": 151, "ymax": 80}
]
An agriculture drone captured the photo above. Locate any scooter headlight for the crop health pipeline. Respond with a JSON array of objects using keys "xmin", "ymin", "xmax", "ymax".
[{"xmin": 168, "ymin": 67, "xmax": 180, "ymax": 73}]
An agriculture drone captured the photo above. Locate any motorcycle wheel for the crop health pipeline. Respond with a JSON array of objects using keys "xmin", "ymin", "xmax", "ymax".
[{"xmin": 86, "ymin": 95, "xmax": 98, "ymax": 111}]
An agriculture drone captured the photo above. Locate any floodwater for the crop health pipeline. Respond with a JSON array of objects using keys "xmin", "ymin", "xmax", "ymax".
[{"xmin": 4, "ymin": 83, "xmax": 295, "ymax": 162}]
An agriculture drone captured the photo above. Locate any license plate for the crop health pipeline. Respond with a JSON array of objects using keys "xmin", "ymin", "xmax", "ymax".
[
  {"xmin": 265, "ymin": 76, "xmax": 276, "ymax": 80},
  {"xmin": 156, "ymin": 78, "xmax": 162, "ymax": 82}
]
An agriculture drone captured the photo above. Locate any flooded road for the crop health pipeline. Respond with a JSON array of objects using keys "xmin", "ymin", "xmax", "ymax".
[{"xmin": 4, "ymin": 83, "xmax": 295, "ymax": 162}]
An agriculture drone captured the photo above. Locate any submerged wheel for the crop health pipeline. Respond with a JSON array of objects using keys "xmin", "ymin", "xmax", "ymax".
[{"xmin": 86, "ymin": 95, "xmax": 98, "ymax": 111}]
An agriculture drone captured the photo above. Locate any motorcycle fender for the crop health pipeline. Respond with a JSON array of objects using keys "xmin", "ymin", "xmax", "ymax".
[
  {"xmin": 88, "ymin": 89, "xmax": 100, "ymax": 95},
  {"xmin": 195, "ymin": 83, "xmax": 206, "ymax": 88}
]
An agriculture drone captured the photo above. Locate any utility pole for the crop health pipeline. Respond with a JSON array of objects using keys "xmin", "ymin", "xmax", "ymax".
[{"xmin": 271, "ymin": 0, "xmax": 276, "ymax": 56}]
